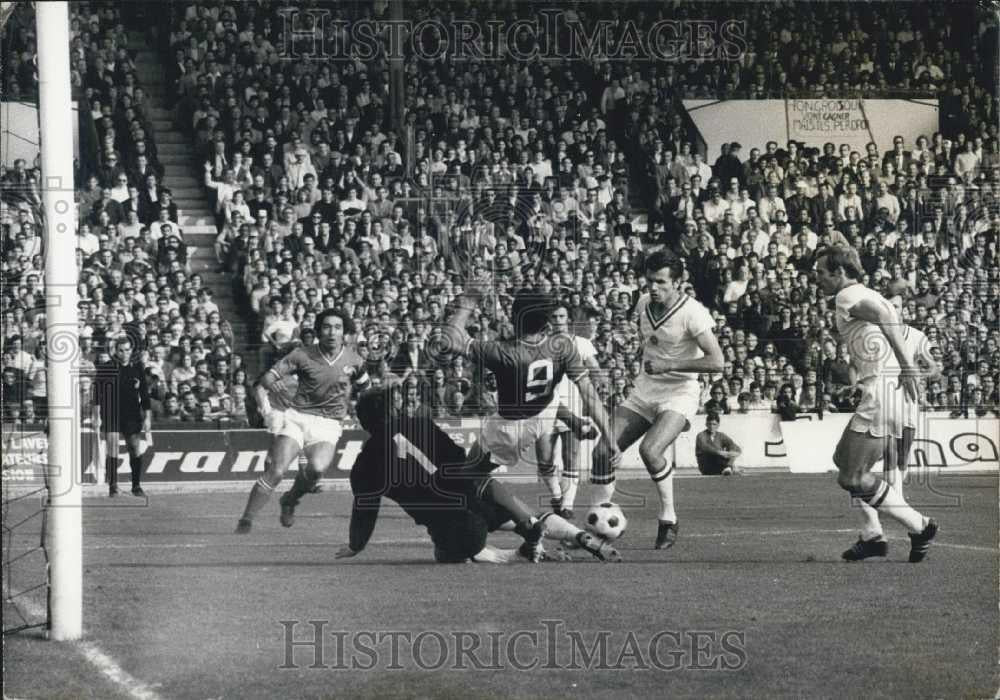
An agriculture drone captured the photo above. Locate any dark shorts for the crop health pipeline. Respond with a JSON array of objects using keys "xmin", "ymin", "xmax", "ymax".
[
  {"xmin": 428, "ymin": 474, "xmax": 509, "ymax": 563},
  {"xmin": 697, "ymin": 453, "xmax": 732, "ymax": 476},
  {"xmin": 101, "ymin": 415, "xmax": 143, "ymax": 437}
]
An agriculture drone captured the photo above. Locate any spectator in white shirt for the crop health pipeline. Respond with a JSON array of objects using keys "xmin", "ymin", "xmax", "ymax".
[
  {"xmin": 702, "ymin": 188, "xmax": 730, "ymax": 227},
  {"xmin": 77, "ymin": 224, "xmax": 100, "ymax": 256},
  {"xmin": 286, "ymin": 147, "xmax": 317, "ymax": 190},
  {"xmin": 531, "ymin": 151, "xmax": 553, "ymax": 181},
  {"xmin": 954, "ymin": 141, "xmax": 980, "ymax": 183},
  {"xmin": 874, "ymin": 181, "xmax": 901, "ymax": 224},
  {"xmin": 687, "ymin": 151, "xmax": 713, "ymax": 184},
  {"xmin": 204, "ymin": 163, "xmax": 238, "ymax": 231},
  {"xmin": 109, "ymin": 173, "xmax": 131, "ymax": 202},
  {"xmin": 837, "ymin": 181, "xmax": 863, "ymax": 222},
  {"xmin": 154, "ymin": 208, "xmax": 182, "ymax": 239},
  {"xmin": 756, "ymin": 183, "xmax": 786, "ymax": 223},
  {"xmin": 225, "ymin": 189, "xmax": 253, "ymax": 224}
]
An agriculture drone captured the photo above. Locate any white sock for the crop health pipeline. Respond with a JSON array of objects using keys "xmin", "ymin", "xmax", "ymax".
[
  {"xmin": 884, "ymin": 467, "xmax": 901, "ymax": 492},
  {"xmin": 650, "ymin": 462, "xmax": 677, "ymax": 523},
  {"xmin": 590, "ymin": 482, "xmax": 616, "ymax": 506},
  {"xmin": 874, "ymin": 480, "xmax": 926, "ymax": 533},
  {"xmin": 857, "ymin": 502, "xmax": 884, "ymax": 541},
  {"xmin": 539, "ymin": 472, "xmax": 562, "ymax": 500},
  {"xmin": 471, "ymin": 545, "xmax": 514, "ymax": 564},
  {"xmin": 560, "ymin": 474, "xmax": 580, "ymax": 510},
  {"xmin": 540, "ymin": 512, "xmax": 583, "ymax": 541}
]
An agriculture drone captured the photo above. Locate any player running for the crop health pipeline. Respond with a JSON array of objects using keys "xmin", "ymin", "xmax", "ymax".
[
  {"xmin": 849, "ymin": 288, "xmax": 942, "ymax": 560},
  {"xmin": 334, "ymin": 384, "xmax": 621, "ymax": 563},
  {"xmin": 535, "ymin": 304, "xmax": 601, "ymax": 519},
  {"xmin": 236, "ymin": 309, "xmax": 369, "ymax": 533},
  {"xmin": 813, "ymin": 245, "xmax": 938, "ymax": 562},
  {"xmin": 438, "ymin": 285, "xmax": 621, "ymax": 509},
  {"xmin": 591, "ymin": 249, "xmax": 725, "ymax": 549}
]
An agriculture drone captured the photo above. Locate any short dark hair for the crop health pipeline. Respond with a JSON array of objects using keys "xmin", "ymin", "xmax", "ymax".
[
  {"xmin": 512, "ymin": 288, "xmax": 554, "ymax": 335},
  {"xmin": 706, "ymin": 411, "xmax": 721, "ymax": 424},
  {"xmin": 644, "ymin": 249, "xmax": 684, "ymax": 279},
  {"xmin": 314, "ymin": 308, "xmax": 356, "ymax": 336}
]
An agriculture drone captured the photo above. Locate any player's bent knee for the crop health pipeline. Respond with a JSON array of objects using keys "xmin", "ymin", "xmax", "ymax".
[
  {"xmin": 836, "ymin": 471, "xmax": 863, "ymax": 492},
  {"xmin": 259, "ymin": 466, "xmax": 284, "ymax": 490},
  {"xmin": 638, "ymin": 443, "xmax": 667, "ymax": 470}
]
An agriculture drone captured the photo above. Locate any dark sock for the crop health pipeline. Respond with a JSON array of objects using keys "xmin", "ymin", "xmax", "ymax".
[
  {"xmin": 481, "ymin": 479, "xmax": 533, "ymax": 527},
  {"xmin": 241, "ymin": 479, "xmax": 275, "ymax": 521},
  {"xmin": 284, "ymin": 470, "xmax": 315, "ymax": 505},
  {"xmin": 106, "ymin": 457, "xmax": 118, "ymax": 487},
  {"xmin": 129, "ymin": 454, "xmax": 142, "ymax": 489}
]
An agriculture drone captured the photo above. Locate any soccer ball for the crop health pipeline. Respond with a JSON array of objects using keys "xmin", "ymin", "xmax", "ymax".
[{"xmin": 585, "ymin": 503, "xmax": 627, "ymax": 541}]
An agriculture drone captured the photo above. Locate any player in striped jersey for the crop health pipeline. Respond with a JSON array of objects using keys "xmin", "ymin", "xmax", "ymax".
[
  {"xmin": 236, "ymin": 309, "xmax": 370, "ymax": 533},
  {"xmin": 335, "ymin": 384, "xmax": 621, "ymax": 563},
  {"xmin": 591, "ymin": 249, "xmax": 725, "ymax": 549},
  {"xmin": 850, "ymin": 293, "xmax": 942, "ymax": 560},
  {"xmin": 535, "ymin": 304, "xmax": 601, "ymax": 519},
  {"xmin": 813, "ymin": 246, "xmax": 938, "ymax": 563}
]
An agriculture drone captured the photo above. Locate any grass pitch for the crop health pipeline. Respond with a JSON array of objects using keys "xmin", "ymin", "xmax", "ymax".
[{"xmin": 3, "ymin": 473, "xmax": 997, "ymax": 699}]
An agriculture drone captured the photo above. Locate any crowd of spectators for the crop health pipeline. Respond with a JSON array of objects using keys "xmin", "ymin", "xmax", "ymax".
[
  {"xmin": 2, "ymin": 1, "xmax": 999, "ymax": 428},
  {"xmin": 1, "ymin": 2, "xmax": 251, "ymax": 426}
]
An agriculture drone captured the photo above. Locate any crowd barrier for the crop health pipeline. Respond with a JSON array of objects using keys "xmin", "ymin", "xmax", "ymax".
[{"xmin": 2, "ymin": 412, "xmax": 996, "ymax": 486}]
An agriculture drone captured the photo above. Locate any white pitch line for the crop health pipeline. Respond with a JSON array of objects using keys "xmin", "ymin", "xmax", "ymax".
[
  {"xmin": 3, "ymin": 588, "xmax": 163, "ymax": 700},
  {"xmin": 77, "ymin": 642, "xmax": 164, "ymax": 700}
]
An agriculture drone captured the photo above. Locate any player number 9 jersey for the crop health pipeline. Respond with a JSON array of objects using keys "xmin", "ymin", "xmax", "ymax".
[{"xmin": 465, "ymin": 334, "xmax": 584, "ymax": 420}]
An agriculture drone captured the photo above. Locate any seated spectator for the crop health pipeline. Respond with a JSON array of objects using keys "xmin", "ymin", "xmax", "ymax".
[
  {"xmin": 775, "ymin": 384, "xmax": 801, "ymax": 421},
  {"xmin": 695, "ymin": 412, "xmax": 743, "ymax": 476}
]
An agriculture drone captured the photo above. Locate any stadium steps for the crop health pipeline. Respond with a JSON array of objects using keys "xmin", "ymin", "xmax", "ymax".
[{"xmin": 131, "ymin": 39, "xmax": 241, "ymax": 318}]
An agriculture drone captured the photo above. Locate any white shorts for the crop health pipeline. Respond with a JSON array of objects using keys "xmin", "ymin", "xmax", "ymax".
[
  {"xmin": 620, "ymin": 377, "xmax": 701, "ymax": 425},
  {"xmin": 480, "ymin": 402, "xmax": 558, "ymax": 466},
  {"xmin": 272, "ymin": 408, "xmax": 344, "ymax": 449},
  {"xmin": 849, "ymin": 376, "xmax": 907, "ymax": 439}
]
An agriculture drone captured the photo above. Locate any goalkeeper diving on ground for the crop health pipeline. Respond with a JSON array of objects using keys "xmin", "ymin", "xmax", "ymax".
[{"xmin": 334, "ymin": 382, "xmax": 622, "ymax": 564}]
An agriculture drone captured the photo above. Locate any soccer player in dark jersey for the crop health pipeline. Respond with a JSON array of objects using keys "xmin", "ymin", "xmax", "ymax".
[
  {"xmin": 334, "ymin": 384, "xmax": 621, "ymax": 563},
  {"xmin": 236, "ymin": 309, "xmax": 369, "ymax": 533},
  {"xmin": 93, "ymin": 335, "xmax": 152, "ymax": 497},
  {"xmin": 439, "ymin": 285, "xmax": 621, "ymax": 482}
]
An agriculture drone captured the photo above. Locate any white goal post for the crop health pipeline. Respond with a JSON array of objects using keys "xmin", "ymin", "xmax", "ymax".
[{"xmin": 37, "ymin": 0, "xmax": 82, "ymax": 642}]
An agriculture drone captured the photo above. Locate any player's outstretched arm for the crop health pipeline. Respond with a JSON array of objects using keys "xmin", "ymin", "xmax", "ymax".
[
  {"xmin": 438, "ymin": 291, "xmax": 480, "ymax": 360},
  {"xmin": 572, "ymin": 374, "xmax": 620, "ymax": 466},
  {"xmin": 336, "ymin": 495, "xmax": 382, "ymax": 559},
  {"xmin": 848, "ymin": 298, "xmax": 919, "ymax": 401},
  {"xmin": 915, "ymin": 336, "xmax": 942, "ymax": 383},
  {"xmin": 555, "ymin": 403, "xmax": 598, "ymax": 440},
  {"xmin": 645, "ymin": 329, "xmax": 725, "ymax": 375},
  {"xmin": 253, "ymin": 370, "xmax": 283, "ymax": 430}
]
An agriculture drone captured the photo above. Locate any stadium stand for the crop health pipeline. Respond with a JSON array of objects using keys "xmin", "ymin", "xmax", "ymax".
[{"xmin": 1, "ymin": 0, "xmax": 998, "ymax": 428}]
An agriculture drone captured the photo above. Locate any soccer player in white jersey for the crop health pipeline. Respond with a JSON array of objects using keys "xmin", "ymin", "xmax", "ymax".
[
  {"xmin": 813, "ymin": 246, "xmax": 938, "ymax": 562},
  {"xmin": 852, "ymin": 293, "xmax": 941, "ymax": 558},
  {"xmin": 535, "ymin": 304, "xmax": 602, "ymax": 519},
  {"xmin": 236, "ymin": 309, "xmax": 370, "ymax": 533},
  {"xmin": 592, "ymin": 249, "xmax": 725, "ymax": 549}
]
